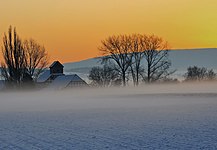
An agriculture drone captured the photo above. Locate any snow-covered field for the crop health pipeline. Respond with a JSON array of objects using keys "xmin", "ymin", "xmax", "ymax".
[{"xmin": 0, "ymin": 83, "xmax": 217, "ymax": 149}]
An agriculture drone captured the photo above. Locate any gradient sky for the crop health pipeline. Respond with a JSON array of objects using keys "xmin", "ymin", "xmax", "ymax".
[{"xmin": 1, "ymin": 0, "xmax": 217, "ymax": 63}]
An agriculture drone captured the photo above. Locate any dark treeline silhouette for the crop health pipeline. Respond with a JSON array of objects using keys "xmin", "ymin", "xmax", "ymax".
[
  {"xmin": 88, "ymin": 64, "xmax": 121, "ymax": 87},
  {"xmin": 89, "ymin": 34, "xmax": 217, "ymax": 87},
  {"xmin": 1, "ymin": 26, "xmax": 48, "ymax": 89},
  {"xmin": 91, "ymin": 34, "xmax": 174, "ymax": 87},
  {"xmin": 184, "ymin": 66, "xmax": 216, "ymax": 81}
]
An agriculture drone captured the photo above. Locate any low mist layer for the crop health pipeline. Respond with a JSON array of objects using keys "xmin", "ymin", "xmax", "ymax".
[{"xmin": 1, "ymin": 82, "xmax": 217, "ymax": 112}]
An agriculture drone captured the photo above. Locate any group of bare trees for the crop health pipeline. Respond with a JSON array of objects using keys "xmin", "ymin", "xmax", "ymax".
[
  {"xmin": 89, "ymin": 34, "xmax": 174, "ymax": 87},
  {"xmin": 88, "ymin": 65, "xmax": 121, "ymax": 87},
  {"xmin": 1, "ymin": 26, "xmax": 48, "ymax": 89},
  {"xmin": 184, "ymin": 66, "xmax": 216, "ymax": 81}
]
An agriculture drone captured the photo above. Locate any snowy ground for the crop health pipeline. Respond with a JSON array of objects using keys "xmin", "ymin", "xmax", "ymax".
[{"xmin": 0, "ymin": 83, "xmax": 217, "ymax": 149}]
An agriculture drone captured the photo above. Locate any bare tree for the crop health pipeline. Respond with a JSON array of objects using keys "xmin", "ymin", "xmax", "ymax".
[
  {"xmin": 1, "ymin": 26, "xmax": 26, "ymax": 87},
  {"xmin": 129, "ymin": 34, "xmax": 144, "ymax": 86},
  {"xmin": 184, "ymin": 66, "xmax": 216, "ymax": 81},
  {"xmin": 23, "ymin": 39, "xmax": 48, "ymax": 79},
  {"xmin": 88, "ymin": 67, "xmax": 102, "ymax": 86},
  {"xmin": 206, "ymin": 69, "xmax": 216, "ymax": 80},
  {"xmin": 99, "ymin": 35, "xmax": 133, "ymax": 86},
  {"xmin": 141, "ymin": 34, "xmax": 173, "ymax": 83},
  {"xmin": 88, "ymin": 65, "xmax": 120, "ymax": 87},
  {"xmin": 1, "ymin": 26, "xmax": 49, "ymax": 88}
]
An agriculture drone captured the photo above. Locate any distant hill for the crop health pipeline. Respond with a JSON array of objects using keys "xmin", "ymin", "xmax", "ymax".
[
  {"xmin": 169, "ymin": 48, "xmax": 217, "ymax": 70},
  {"xmin": 63, "ymin": 48, "xmax": 217, "ymax": 80},
  {"xmin": 64, "ymin": 57, "xmax": 101, "ymax": 70}
]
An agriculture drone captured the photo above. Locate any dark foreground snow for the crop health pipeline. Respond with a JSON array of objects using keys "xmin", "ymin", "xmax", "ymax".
[{"xmin": 0, "ymin": 83, "xmax": 217, "ymax": 149}]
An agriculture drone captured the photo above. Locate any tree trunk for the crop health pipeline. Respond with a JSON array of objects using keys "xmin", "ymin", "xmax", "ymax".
[
  {"xmin": 130, "ymin": 66, "xmax": 136, "ymax": 86},
  {"xmin": 136, "ymin": 69, "xmax": 139, "ymax": 86},
  {"xmin": 122, "ymin": 70, "xmax": 126, "ymax": 86},
  {"xmin": 147, "ymin": 63, "xmax": 151, "ymax": 83}
]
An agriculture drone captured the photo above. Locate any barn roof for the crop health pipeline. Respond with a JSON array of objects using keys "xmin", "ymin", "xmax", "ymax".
[
  {"xmin": 37, "ymin": 70, "xmax": 51, "ymax": 83},
  {"xmin": 49, "ymin": 61, "xmax": 64, "ymax": 68},
  {"xmin": 46, "ymin": 74, "xmax": 86, "ymax": 90}
]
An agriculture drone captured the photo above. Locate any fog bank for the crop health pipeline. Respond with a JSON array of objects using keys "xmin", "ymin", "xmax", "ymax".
[{"xmin": 0, "ymin": 82, "xmax": 217, "ymax": 112}]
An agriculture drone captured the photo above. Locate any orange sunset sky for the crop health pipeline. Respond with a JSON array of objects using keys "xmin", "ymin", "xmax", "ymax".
[{"xmin": 0, "ymin": 0, "xmax": 217, "ymax": 63}]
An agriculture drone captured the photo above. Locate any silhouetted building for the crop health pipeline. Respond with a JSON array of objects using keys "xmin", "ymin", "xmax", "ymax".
[
  {"xmin": 50, "ymin": 61, "xmax": 64, "ymax": 74},
  {"xmin": 37, "ymin": 61, "xmax": 88, "ymax": 89}
]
